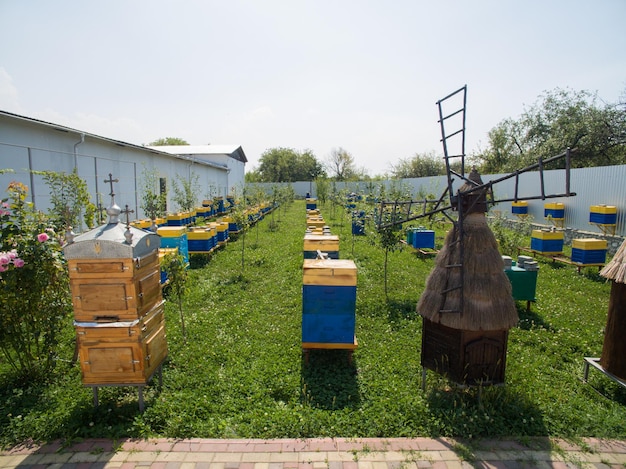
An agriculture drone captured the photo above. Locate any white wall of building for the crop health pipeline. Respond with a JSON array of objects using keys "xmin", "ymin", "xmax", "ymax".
[{"xmin": 0, "ymin": 112, "xmax": 246, "ymax": 227}]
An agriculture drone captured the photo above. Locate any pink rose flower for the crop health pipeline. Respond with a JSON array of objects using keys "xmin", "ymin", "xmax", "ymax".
[
  {"xmin": 0, "ymin": 254, "xmax": 10, "ymax": 265},
  {"xmin": 37, "ymin": 233, "xmax": 50, "ymax": 242},
  {"xmin": 13, "ymin": 258, "xmax": 25, "ymax": 268}
]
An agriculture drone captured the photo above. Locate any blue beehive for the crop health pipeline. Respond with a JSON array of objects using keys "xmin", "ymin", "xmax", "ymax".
[
  {"xmin": 351, "ymin": 210, "xmax": 365, "ymax": 235},
  {"xmin": 589, "ymin": 205, "xmax": 617, "ymax": 225},
  {"xmin": 412, "ymin": 229, "xmax": 435, "ymax": 249},
  {"xmin": 157, "ymin": 226, "xmax": 189, "ymax": 265},
  {"xmin": 512, "ymin": 201, "xmax": 528, "ymax": 215},
  {"xmin": 571, "ymin": 238, "xmax": 607, "ymax": 264},
  {"xmin": 306, "ymin": 198, "xmax": 317, "ymax": 210},
  {"xmin": 406, "ymin": 227, "xmax": 416, "ymax": 246},
  {"xmin": 302, "ymin": 259, "xmax": 357, "ymax": 345},
  {"xmin": 544, "ymin": 202, "xmax": 565, "ymax": 220},
  {"xmin": 530, "ymin": 230, "xmax": 563, "ymax": 254},
  {"xmin": 215, "ymin": 197, "xmax": 225, "ymax": 214}
]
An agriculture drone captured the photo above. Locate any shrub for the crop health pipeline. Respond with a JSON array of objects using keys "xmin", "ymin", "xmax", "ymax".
[{"xmin": 0, "ymin": 182, "xmax": 71, "ymax": 380}]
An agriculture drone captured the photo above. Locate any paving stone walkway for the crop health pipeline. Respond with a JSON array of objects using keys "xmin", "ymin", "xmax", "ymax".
[{"xmin": 2, "ymin": 437, "xmax": 626, "ymax": 469}]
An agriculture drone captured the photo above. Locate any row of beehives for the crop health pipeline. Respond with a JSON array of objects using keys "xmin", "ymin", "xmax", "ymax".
[
  {"xmin": 130, "ymin": 196, "xmax": 235, "ymax": 230},
  {"xmin": 130, "ymin": 198, "xmax": 274, "ymax": 231},
  {"xmin": 529, "ymin": 230, "xmax": 608, "ymax": 264},
  {"xmin": 153, "ymin": 202, "xmax": 276, "ymax": 282},
  {"xmin": 512, "ymin": 202, "xmax": 618, "ymax": 226},
  {"xmin": 302, "ymin": 200, "xmax": 358, "ymax": 348}
]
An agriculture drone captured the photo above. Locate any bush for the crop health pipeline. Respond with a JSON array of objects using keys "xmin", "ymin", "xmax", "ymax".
[{"xmin": 0, "ymin": 182, "xmax": 71, "ymax": 380}]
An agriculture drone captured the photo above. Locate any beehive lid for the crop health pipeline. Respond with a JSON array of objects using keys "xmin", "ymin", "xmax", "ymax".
[
  {"xmin": 303, "ymin": 259, "xmax": 357, "ymax": 286},
  {"xmin": 64, "ymin": 191, "xmax": 160, "ymax": 259},
  {"xmin": 64, "ymin": 223, "xmax": 160, "ymax": 259}
]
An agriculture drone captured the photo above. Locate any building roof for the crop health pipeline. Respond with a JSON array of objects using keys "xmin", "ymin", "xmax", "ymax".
[
  {"xmin": 0, "ymin": 110, "xmax": 243, "ymax": 170},
  {"xmin": 148, "ymin": 145, "xmax": 248, "ymax": 163}
]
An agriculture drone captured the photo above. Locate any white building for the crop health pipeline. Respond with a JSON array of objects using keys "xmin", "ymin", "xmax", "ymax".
[{"xmin": 0, "ymin": 110, "xmax": 247, "ymax": 223}]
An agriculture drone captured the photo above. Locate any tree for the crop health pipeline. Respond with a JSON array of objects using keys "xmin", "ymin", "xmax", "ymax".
[
  {"xmin": 35, "ymin": 169, "xmax": 94, "ymax": 233},
  {"xmin": 257, "ymin": 147, "xmax": 325, "ymax": 182},
  {"xmin": 139, "ymin": 165, "xmax": 167, "ymax": 224},
  {"xmin": 475, "ymin": 88, "xmax": 626, "ymax": 172},
  {"xmin": 244, "ymin": 168, "xmax": 263, "ymax": 183},
  {"xmin": 148, "ymin": 137, "xmax": 189, "ymax": 146},
  {"xmin": 326, "ymin": 147, "xmax": 356, "ymax": 181},
  {"xmin": 390, "ymin": 151, "xmax": 446, "ymax": 178},
  {"xmin": 171, "ymin": 172, "xmax": 200, "ymax": 212}
]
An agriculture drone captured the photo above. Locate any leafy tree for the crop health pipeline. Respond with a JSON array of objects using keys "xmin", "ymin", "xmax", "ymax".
[
  {"xmin": 368, "ymin": 184, "xmax": 407, "ymax": 300},
  {"xmin": 171, "ymin": 172, "xmax": 200, "ymax": 212},
  {"xmin": 314, "ymin": 176, "xmax": 330, "ymax": 206},
  {"xmin": 139, "ymin": 165, "xmax": 167, "ymax": 225},
  {"xmin": 326, "ymin": 147, "xmax": 356, "ymax": 181},
  {"xmin": 148, "ymin": 137, "xmax": 189, "ymax": 146},
  {"xmin": 161, "ymin": 251, "xmax": 189, "ymax": 344},
  {"xmin": 244, "ymin": 168, "xmax": 263, "ymax": 183},
  {"xmin": 229, "ymin": 188, "xmax": 251, "ymax": 275},
  {"xmin": 257, "ymin": 147, "xmax": 325, "ymax": 182},
  {"xmin": 35, "ymin": 169, "xmax": 94, "ymax": 234},
  {"xmin": 390, "ymin": 151, "xmax": 446, "ymax": 178},
  {"xmin": 476, "ymin": 88, "xmax": 626, "ymax": 172}
]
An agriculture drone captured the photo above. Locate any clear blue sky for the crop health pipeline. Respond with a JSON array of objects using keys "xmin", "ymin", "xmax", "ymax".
[{"xmin": 1, "ymin": 0, "xmax": 625, "ymax": 176}]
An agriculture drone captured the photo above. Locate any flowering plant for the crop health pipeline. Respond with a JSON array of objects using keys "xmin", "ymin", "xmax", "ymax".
[{"xmin": 0, "ymin": 181, "xmax": 71, "ymax": 379}]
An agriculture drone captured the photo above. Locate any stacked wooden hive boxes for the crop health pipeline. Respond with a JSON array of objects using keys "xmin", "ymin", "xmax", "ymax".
[
  {"xmin": 302, "ymin": 206, "xmax": 357, "ymax": 357},
  {"xmin": 64, "ymin": 206, "xmax": 167, "ymax": 389}
]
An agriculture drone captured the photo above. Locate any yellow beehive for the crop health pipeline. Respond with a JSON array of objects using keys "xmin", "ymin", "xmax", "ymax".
[
  {"xmin": 304, "ymin": 234, "xmax": 340, "ymax": 252},
  {"xmin": 531, "ymin": 230, "xmax": 564, "ymax": 240},
  {"xmin": 187, "ymin": 228, "xmax": 212, "ymax": 241},
  {"xmin": 303, "ymin": 259, "xmax": 357, "ymax": 286},
  {"xmin": 157, "ymin": 226, "xmax": 187, "ymax": 238},
  {"xmin": 590, "ymin": 205, "xmax": 617, "ymax": 214},
  {"xmin": 306, "ymin": 217, "xmax": 325, "ymax": 229},
  {"xmin": 133, "ymin": 219, "xmax": 152, "ymax": 229},
  {"xmin": 572, "ymin": 238, "xmax": 607, "ymax": 250}
]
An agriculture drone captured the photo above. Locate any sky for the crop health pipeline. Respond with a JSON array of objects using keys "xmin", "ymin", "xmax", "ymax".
[{"xmin": 1, "ymin": 0, "xmax": 625, "ymax": 176}]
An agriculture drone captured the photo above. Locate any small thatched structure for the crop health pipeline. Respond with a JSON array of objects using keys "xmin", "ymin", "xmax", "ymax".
[
  {"xmin": 417, "ymin": 169, "xmax": 518, "ymax": 331},
  {"xmin": 600, "ymin": 239, "xmax": 626, "ymax": 284},
  {"xmin": 599, "ymin": 237, "xmax": 626, "ymax": 379}
]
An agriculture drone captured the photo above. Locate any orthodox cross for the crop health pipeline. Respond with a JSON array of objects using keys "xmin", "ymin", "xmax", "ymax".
[
  {"xmin": 104, "ymin": 173, "xmax": 119, "ymax": 197},
  {"xmin": 121, "ymin": 204, "xmax": 135, "ymax": 227}
]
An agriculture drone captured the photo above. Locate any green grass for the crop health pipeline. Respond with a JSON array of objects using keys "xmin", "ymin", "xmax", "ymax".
[{"xmin": 1, "ymin": 200, "xmax": 625, "ymax": 448}]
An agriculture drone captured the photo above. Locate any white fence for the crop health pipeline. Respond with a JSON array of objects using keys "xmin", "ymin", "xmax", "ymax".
[{"xmin": 248, "ymin": 164, "xmax": 626, "ymax": 239}]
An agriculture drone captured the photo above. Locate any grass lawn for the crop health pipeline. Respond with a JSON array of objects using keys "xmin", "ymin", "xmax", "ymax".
[{"xmin": 1, "ymin": 199, "xmax": 625, "ymax": 447}]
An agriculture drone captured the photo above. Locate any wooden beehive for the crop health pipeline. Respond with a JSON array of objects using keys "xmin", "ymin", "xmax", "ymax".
[
  {"xmin": 67, "ymin": 250, "xmax": 161, "ymax": 322},
  {"xmin": 303, "ymin": 234, "xmax": 339, "ymax": 259},
  {"xmin": 64, "ymin": 202, "xmax": 168, "ymax": 390},
  {"xmin": 75, "ymin": 300, "xmax": 168, "ymax": 385}
]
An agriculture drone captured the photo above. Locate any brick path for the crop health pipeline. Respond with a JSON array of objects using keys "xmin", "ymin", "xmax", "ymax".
[{"xmin": 2, "ymin": 437, "xmax": 626, "ymax": 468}]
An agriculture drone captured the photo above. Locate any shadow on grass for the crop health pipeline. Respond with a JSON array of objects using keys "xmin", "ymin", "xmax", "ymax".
[
  {"xmin": 300, "ymin": 350, "xmax": 360, "ymax": 410},
  {"xmin": 386, "ymin": 298, "xmax": 419, "ymax": 324},
  {"xmin": 516, "ymin": 304, "xmax": 556, "ymax": 332},
  {"xmin": 425, "ymin": 376, "xmax": 549, "ymax": 440}
]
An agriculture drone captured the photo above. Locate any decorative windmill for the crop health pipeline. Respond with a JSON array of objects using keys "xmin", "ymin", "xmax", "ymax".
[{"xmin": 378, "ymin": 85, "xmax": 576, "ymax": 387}]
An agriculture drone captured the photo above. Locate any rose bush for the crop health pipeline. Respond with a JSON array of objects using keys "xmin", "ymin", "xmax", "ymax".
[{"xmin": 0, "ymin": 182, "xmax": 71, "ymax": 380}]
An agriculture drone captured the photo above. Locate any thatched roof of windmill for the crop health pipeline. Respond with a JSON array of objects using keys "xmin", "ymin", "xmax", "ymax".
[
  {"xmin": 416, "ymin": 171, "xmax": 518, "ymax": 331},
  {"xmin": 600, "ymin": 238, "xmax": 626, "ymax": 284}
]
